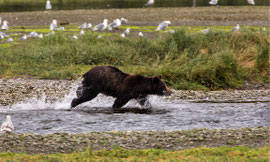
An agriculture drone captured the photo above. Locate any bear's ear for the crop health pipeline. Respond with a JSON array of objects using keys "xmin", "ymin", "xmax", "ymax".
[
  {"xmin": 153, "ymin": 76, "xmax": 160, "ymax": 84},
  {"xmin": 158, "ymin": 75, "xmax": 162, "ymax": 79}
]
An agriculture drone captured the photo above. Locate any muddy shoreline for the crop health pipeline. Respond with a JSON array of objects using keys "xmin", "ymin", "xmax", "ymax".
[
  {"xmin": 0, "ymin": 127, "xmax": 269, "ymax": 154},
  {"xmin": 0, "ymin": 7, "xmax": 269, "ymax": 27}
]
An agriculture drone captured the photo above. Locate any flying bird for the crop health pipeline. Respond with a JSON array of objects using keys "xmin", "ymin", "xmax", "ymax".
[
  {"xmin": 93, "ymin": 19, "xmax": 108, "ymax": 31},
  {"xmin": 230, "ymin": 24, "xmax": 240, "ymax": 32},
  {"xmin": 156, "ymin": 21, "xmax": 171, "ymax": 31},
  {"xmin": 247, "ymin": 0, "xmax": 255, "ymax": 5},
  {"xmin": 45, "ymin": 0, "xmax": 52, "ymax": 10},
  {"xmin": 145, "ymin": 0, "xmax": 154, "ymax": 6},
  {"xmin": 1, "ymin": 115, "xmax": 14, "ymax": 133}
]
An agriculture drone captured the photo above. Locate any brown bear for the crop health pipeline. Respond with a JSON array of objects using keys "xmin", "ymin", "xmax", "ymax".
[{"xmin": 71, "ymin": 66, "xmax": 172, "ymax": 109}]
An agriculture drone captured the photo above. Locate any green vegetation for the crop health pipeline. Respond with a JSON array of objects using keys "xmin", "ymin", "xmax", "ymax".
[
  {"xmin": 0, "ymin": 28, "xmax": 269, "ymax": 90},
  {"xmin": 0, "ymin": 145, "xmax": 269, "ymax": 161}
]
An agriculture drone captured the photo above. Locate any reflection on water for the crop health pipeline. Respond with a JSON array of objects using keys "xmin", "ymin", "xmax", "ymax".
[{"xmin": 0, "ymin": 0, "xmax": 269, "ymax": 12}]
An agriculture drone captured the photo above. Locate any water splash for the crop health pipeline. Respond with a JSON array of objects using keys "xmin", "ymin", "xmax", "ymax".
[{"xmin": 0, "ymin": 82, "xmax": 170, "ymax": 113}]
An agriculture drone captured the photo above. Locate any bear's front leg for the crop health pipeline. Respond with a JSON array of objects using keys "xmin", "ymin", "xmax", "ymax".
[
  {"xmin": 71, "ymin": 87, "xmax": 98, "ymax": 108},
  {"xmin": 137, "ymin": 95, "xmax": 152, "ymax": 108},
  {"xmin": 112, "ymin": 97, "xmax": 131, "ymax": 109}
]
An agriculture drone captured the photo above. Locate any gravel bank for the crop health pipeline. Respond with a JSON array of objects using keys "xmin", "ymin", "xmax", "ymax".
[
  {"xmin": 0, "ymin": 127, "xmax": 268, "ymax": 154},
  {"xmin": 0, "ymin": 78, "xmax": 269, "ymax": 106}
]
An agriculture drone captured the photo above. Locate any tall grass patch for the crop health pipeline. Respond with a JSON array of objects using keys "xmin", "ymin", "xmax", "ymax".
[{"xmin": 0, "ymin": 29, "xmax": 269, "ymax": 90}]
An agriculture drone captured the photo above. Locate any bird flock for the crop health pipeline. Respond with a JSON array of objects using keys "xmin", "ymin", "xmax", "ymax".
[{"xmin": 0, "ymin": 0, "xmax": 264, "ymax": 45}]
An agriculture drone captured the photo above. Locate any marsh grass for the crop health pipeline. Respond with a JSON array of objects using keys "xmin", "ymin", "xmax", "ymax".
[
  {"xmin": 0, "ymin": 28, "xmax": 269, "ymax": 90},
  {"xmin": 0, "ymin": 146, "xmax": 269, "ymax": 161}
]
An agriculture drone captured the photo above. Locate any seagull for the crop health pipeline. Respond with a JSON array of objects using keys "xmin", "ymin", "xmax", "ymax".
[
  {"xmin": 165, "ymin": 29, "xmax": 175, "ymax": 33},
  {"xmin": 97, "ymin": 35, "xmax": 102, "ymax": 39},
  {"xmin": 73, "ymin": 35, "xmax": 78, "ymax": 40},
  {"xmin": 28, "ymin": 31, "xmax": 38, "ymax": 37},
  {"xmin": 121, "ymin": 33, "xmax": 125, "ymax": 38},
  {"xmin": 0, "ymin": 34, "xmax": 4, "ymax": 39},
  {"xmin": 145, "ymin": 0, "xmax": 154, "ymax": 6},
  {"xmin": 209, "ymin": 0, "xmax": 218, "ymax": 5},
  {"xmin": 79, "ymin": 30, "xmax": 85, "ymax": 35},
  {"xmin": 86, "ymin": 23, "xmax": 92, "ymax": 29},
  {"xmin": 108, "ymin": 19, "xmax": 121, "ymax": 31},
  {"xmin": 50, "ymin": 20, "xmax": 57, "ymax": 31},
  {"xmin": 58, "ymin": 27, "xmax": 65, "ymax": 31},
  {"xmin": 7, "ymin": 37, "xmax": 13, "ymax": 42},
  {"xmin": 1, "ymin": 20, "xmax": 8, "ymax": 30},
  {"xmin": 230, "ymin": 24, "xmax": 240, "ymax": 32},
  {"xmin": 247, "ymin": 0, "xmax": 255, "ymax": 5},
  {"xmin": 123, "ymin": 28, "xmax": 130, "ymax": 35},
  {"xmin": 19, "ymin": 35, "xmax": 27, "ymax": 40},
  {"xmin": 156, "ymin": 21, "xmax": 171, "ymax": 31},
  {"xmin": 1, "ymin": 115, "xmax": 14, "ymax": 133},
  {"xmin": 45, "ymin": 0, "xmax": 52, "ymax": 10},
  {"xmin": 38, "ymin": 33, "xmax": 43, "ymax": 39},
  {"xmin": 262, "ymin": 28, "xmax": 266, "ymax": 31},
  {"xmin": 93, "ymin": 19, "xmax": 108, "ymax": 31},
  {"xmin": 79, "ymin": 23, "xmax": 87, "ymax": 29},
  {"xmin": 138, "ymin": 32, "xmax": 144, "ymax": 37},
  {"xmin": 0, "ymin": 31, "xmax": 8, "ymax": 38},
  {"xmin": 201, "ymin": 28, "xmax": 210, "ymax": 34},
  {"xmin": 120, "ymin": 18, "xmax": 128, "ymax": 24}
]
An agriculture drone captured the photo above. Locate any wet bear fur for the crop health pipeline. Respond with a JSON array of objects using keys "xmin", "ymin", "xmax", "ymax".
[{"xmin": 71, "ymin": 66, "xmax": 172, "ymax": 108}]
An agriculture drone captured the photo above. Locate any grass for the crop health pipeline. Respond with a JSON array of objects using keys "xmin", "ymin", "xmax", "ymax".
[
  {"xmin": 0, "ymin": 145, "xmax": 269, "ymax": 161},
  {"xmin": 0, "ymin": 27, "xmax": 269, "ymax": 90}
]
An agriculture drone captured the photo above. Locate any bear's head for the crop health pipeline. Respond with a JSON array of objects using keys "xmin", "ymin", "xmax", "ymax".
[{"xmin": 153, "ymin": 76, "xmax": 172, "ymax": 96}]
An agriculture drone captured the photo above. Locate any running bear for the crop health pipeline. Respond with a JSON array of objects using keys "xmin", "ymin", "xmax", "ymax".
[{"xmin": 71, "ymin": 66, "xmax": 172, "ymax": 108}]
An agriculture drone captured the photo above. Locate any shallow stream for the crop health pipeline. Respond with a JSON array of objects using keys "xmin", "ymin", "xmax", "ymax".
[{"xmin": 0, "ymin": 87, "xmax": 269, "ymax": 134}]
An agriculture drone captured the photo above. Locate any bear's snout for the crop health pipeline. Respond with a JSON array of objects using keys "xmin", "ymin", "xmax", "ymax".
[{"xmin": 163, "ymin": 87, "xmax": 172, "ymax": 96}]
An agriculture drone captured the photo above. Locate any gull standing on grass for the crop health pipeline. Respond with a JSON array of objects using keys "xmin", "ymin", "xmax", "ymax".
[
  {"xmin": 7, "ymin": 37, "xmax": 13, "ymax": 42},
  {"xmin": 1, "ymin": 115, "xmax": 14, "ymax": 133},
  {"xmin": 156, "ymin": 21, "xmax": 171, "ymax": 31},
  {"xmin": 19, "ymin": 35, "xmax": 27, "ymax": 40},
  {"xmin": 79, "ymin": 23, "xmax": 87, "ymax": 29},
  {"xmin": 93, "ymin": 19, "xmax": 108, "ymax": 31},
  {"xmin": 1, "ymin": 20, "xmax": 8, "ymax": 30},
  {"xmin": 45, "ymin": 0, "xmax": 52, "ymax": 10},
  {"xmin": 230, "ymin": 24, "xmax": 240, "ymax": 32},
  {"xmin": 247, "ymin": 0, "xmax": 255, "ymax": 5},
  {"xmin": 165, "ymin": 29, "xmax": 175, "ymax": 33},
  {"xmin": 145, "ymin": 0, "xmax": 154, "ymax": 6},
  {"xmin": 138, "ymin": 32, "xmax": 144, "ymax": 37},
  {"xmin": 201, "ymin": 28, "xmax": 210, "ymax": 34},
  {"xmin": 86, "ymin": 23, "xmax": 92, "ymax": 29},
  {"xmin": 123, "ymin": 28, "xmax": 130, "ymax": 35},
  {"xmin": 50, "ymin": 19, "xmax": 57, "ymax": 31},
  {"xmin": 108, "ymin": 19, "xmax": 121, "ymax": 31},
  {"xmin": 209, "ymin": 0, "xmax": 218, "ymax": 5}
]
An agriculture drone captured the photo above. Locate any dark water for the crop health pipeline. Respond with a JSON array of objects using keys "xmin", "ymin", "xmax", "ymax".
[
  {"xmin": 0, "ymin": 94, "xmax": 269, "ymax": 134},
  {"xmin": 0, "ymin": 0, "xmax": 269, "ymax": 12}
]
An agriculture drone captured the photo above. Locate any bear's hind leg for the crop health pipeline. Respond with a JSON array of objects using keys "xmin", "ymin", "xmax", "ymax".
[
  {"xmin": 71, "ymin": 87, "xmax": 98, "ymax": 108},
  {"xmin": 112, "ymin": 97, "xmax": 130, "ymax": 109}
]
